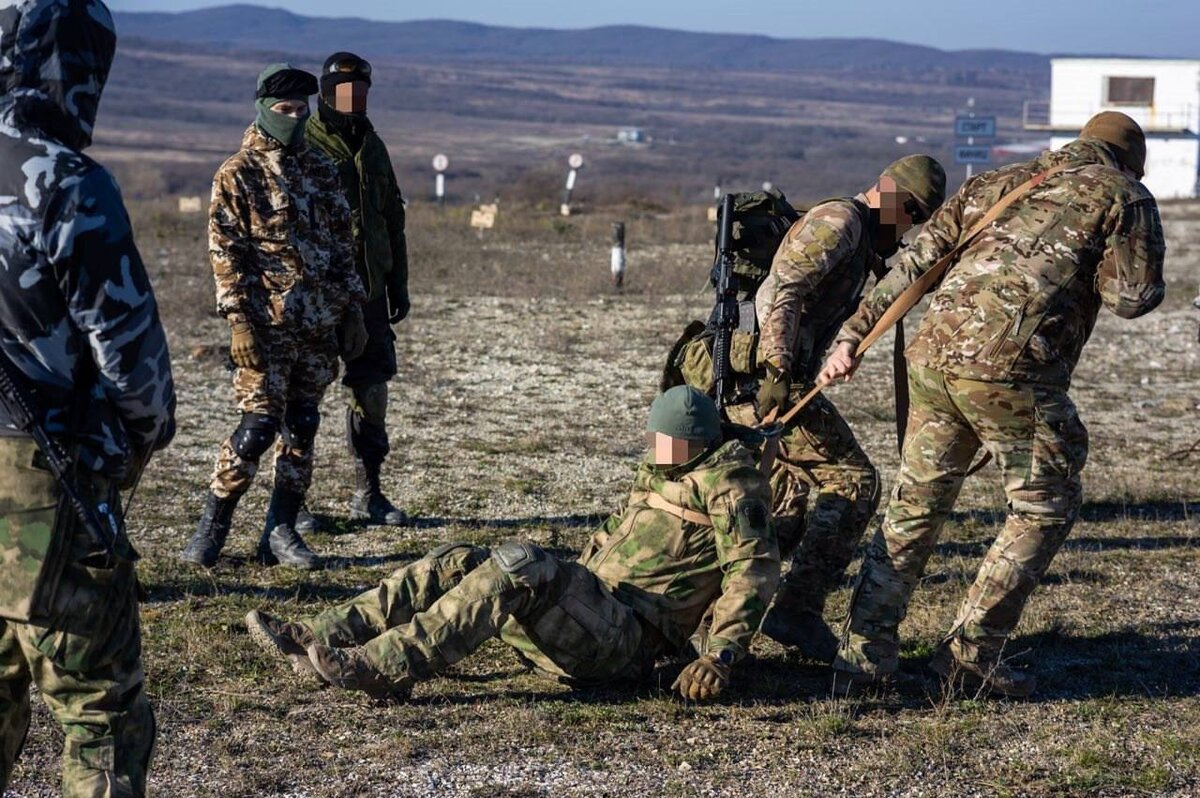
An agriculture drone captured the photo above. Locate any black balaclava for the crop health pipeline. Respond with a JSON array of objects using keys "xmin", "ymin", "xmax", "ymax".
[{"xmin": 319, "ymin": 51, "xmax": 372, "ymax": 150}]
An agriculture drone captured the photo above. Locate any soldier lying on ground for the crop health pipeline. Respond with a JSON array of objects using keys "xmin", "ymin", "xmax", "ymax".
[
  {"xmin": 181, "ymin": 64, "xmax": 368, "ymax": 570},
  {"xmin": 822, "ymin": 111, "xmax": 1166, "ymax": 697},
  {"xmin": 247, "ymin": 386, "xmax": 780, "ymax": 701}
]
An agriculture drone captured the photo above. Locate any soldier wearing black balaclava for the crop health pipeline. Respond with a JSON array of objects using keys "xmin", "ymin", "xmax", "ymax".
[{"xmin": 304, "ymin": 52, "xmax": 411, "ymax": 528}]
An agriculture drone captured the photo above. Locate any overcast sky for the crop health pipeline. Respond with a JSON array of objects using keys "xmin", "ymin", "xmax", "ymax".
[{"xmin": 106, "ymin": 0, "xmax": 1199, "ymax": 57}]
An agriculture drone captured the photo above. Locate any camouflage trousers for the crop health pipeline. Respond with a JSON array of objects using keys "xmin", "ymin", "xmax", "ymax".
[
  {"xmin": 836, "ymin": 363, "xmax": 1088, "ymax": 676},
  {"xmin": 0, "ymin": 440, "xmax": 153, "ymax": 798},
  {"xmin": 729, "ymin": 392, "xmax": 879, "ymax": 616},
  {"xmin": 303, "ymin": 542, "xmax": 651, "ymax": 685},
  {"xmin": 210, "ymin": 327, "xmax": 338, "ymax": 498}
]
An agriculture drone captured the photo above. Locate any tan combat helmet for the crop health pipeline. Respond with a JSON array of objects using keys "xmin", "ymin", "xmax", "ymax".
[
  {"xmin": 881, "ymin": 154, "xmax": 947, "ymax": 222},
  {"xmin": 1080, "ymin": 111, "xmax": 1146, "ymax": 178}
]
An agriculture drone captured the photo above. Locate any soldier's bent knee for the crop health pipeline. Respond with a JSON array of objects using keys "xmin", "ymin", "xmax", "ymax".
[
  {"xmin": 426, "ymin": 542, "xmax": 489, "ymax": 570},
  {"xmin": 231, "ymin": 412, "xmax": 278, "ymax": 460},
  {"xmin": 492, "ymin": 541, "xmax": 558, "ymax": 585},
  {"xmin": 283, "ymin": 402, "xmax": 321, "ymax": 449}
]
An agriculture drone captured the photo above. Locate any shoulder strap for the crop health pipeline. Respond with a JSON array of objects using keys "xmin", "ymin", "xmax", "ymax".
[{"xmin": 643, "ymin": 492, "xmax": 713, "ymax": 526}]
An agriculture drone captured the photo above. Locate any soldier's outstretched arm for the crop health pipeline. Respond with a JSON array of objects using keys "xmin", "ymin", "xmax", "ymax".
[
  {"xmin": 1097, "ymin": 196, "xmax": 1166, "ymax": 319},
  {"xmin": 760, "ymin": 204, "xmax": 860, "ymax": 375},
  {"xmin": 835, "ymin": 179, "xmax": 970, "ymax": 352},
  {"xmin": 704, "ymin": 466, "xmax": 780, "ymax": 661},
  {"xmin": 55, "ymin": 167, "xmax": 176, "ymax": 452}
]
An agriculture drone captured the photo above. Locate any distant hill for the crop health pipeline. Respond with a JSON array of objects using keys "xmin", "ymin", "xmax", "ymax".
[{"xmin": 114, "ymin": 4, "xmax": 1048, "ymax": 74}]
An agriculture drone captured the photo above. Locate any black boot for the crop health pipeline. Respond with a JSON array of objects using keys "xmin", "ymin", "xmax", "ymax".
[
  {"xmin": 257, "ymin": 486, "xmax": 320, "ymax": 569},
  {"xmin": 180, "ymin": 492, "xmax": 238, "ymax": 567},
  {"xmin": 295, "ymin": 502, "xmax": 320, "ymax": 535},
  {"xmin": 348, "ymin": 460, "xmax": 408, "ymax": 526}
]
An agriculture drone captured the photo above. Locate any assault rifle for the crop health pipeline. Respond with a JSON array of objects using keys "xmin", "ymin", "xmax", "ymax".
[
  {"xmin": 0, "ymin": 350, "xmax": 117, "ymax": 557},
  {"xmin": 710, "ymin": 193, "xmax": 739, "ymax": 407}
]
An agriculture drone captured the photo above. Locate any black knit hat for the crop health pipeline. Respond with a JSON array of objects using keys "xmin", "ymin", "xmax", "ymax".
[{"xmin": 320, "ymin": 51, "xmax": 372, "ymax": 104}]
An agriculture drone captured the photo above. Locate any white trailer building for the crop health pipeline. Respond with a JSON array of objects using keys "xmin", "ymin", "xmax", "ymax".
[{"xmin": 1025, "ymin": 58, "xmax": 1200, "ymax": 200}]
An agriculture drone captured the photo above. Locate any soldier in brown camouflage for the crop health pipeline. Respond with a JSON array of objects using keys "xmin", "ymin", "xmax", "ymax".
[
  {"xmin": 822, "ymin": 112, "xmax": 1166, "ymax": 697},
  {"xmin": 246, "ymin": 386, "xmax": 780, "ymax": 701},
  {"xmin": 180, "ymin": 64, "xmax": 367, "ymax": 570},
  {"xmin": 746, "ymin": 155, "xmax": 947, "ymax": 663}
]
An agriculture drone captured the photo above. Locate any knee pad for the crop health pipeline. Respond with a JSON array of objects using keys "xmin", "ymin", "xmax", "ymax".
[
  {"xmin": 492, "ymin": 541, "xmax": 557, "ymax": 585},
  {"xmin": 231, "ymin": 413, "xmax": 278, "ymax": 461},
  {"xmin": 282, "ymin": 402, "xmax": 321, "ymax": 449}
]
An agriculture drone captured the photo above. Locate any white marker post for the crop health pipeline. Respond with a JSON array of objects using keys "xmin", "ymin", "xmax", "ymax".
[
  {"xmin": 762, "ymin": 181, "xmax": 773, "ymax": 193},
  {"xmin": 561, "ymin": 152, "xmax": 584, "ymax": 217},
  {"xmin": 611, "ymin": 222, "xmax": 626, "ymax": 290},
  {"xmin": 432, "ymin": 153, "xmax": 449, "ymax": 207}
]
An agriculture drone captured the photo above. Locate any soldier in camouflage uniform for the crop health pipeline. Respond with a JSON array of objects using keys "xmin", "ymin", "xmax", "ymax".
[
  {"xmin": 822, "ymin": 112, "xmax": 1166, "ymax": 696},
  {"xmin": 301, "ymin": 52, "xmax": 411, "ymax": 531},
  {"xmin": 0, "ymin": 1, "xmax": 177, "ymax": 794},
  {"xmin": 246, "ymin": 386, "xmax": 779, "ymax": 701},
  {"xmin": 180, "ymin": 64, "xmax": 367, "ymax": 570},
  {"xmin": 748, "ymin": 156, "xmax": 946, "ymax": 663}
]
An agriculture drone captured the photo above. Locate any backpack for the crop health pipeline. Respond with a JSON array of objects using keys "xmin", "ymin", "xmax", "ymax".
[{"xmin": 717, "ymin": 188, "xmax": 802, "ymax": 293}]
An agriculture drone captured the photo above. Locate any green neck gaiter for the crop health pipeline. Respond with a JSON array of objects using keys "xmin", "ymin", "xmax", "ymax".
[{"xmin": 255, "ymin": 98, "xmax": 308, "ymax": 148}]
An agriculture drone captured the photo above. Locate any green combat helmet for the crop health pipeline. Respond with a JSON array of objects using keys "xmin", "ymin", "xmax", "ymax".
[
  {"xmin": 881, "ymin": 154, "xmax": 947, "ymax": 222},
  {"xmin": 647, "ymin": 386, "xmax": 722, "ymax": 443}
]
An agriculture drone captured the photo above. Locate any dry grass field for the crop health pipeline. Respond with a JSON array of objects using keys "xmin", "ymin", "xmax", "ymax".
[{"xmin": 5, "ymin": 198, "xmax": 1200, "ymax": 797}]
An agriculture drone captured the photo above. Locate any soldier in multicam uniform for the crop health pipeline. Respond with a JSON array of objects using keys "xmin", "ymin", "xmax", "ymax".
[
  {"xmin": 0, "ymin": 1, "xmax": 176, "ymax": 794},
  {"xmin": 180, "ymin": 64, "xmax": 367, "ymax": 570},
  {"xmin": 748, "ymin": 156, "xmax": 946, "ymax": 663},
  {"xmin": 246, "ymin": 386, "xmax": 779, "ymax": 701},
  {"xmin": 822, "ymin": 112, "xmax": 1166, "ymax": 696},
  {"xmin": 301, "ymin": 52, "xmax": 411, "ymax": 531}
]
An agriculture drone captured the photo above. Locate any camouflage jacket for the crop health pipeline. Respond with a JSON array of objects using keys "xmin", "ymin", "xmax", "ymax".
[
  {"xmin": 307, "ymin": 108, "xmax": 408, "ymax": 304},
  {"xmin": 0, "ymin": 0, "xmax": 176, "ymax": 476},
  {"xmin": 209, "ymin": 125, "xmax": 365, "ymax": 336},
  {"xmin": 837, "ymin": 139, "xmax": 1166, "ymax": 387},
  {"xmin": 579, "ymin": 439, "xmax": 779, "ymax": 661},
  {"xmin": 756, "ymin": 197, "xmax": 881, "ymax": 382}
]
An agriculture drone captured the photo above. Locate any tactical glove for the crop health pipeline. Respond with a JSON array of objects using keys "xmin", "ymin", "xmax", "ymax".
[
  {"xmin": 756, "ymin": 364, "xmax": 791, "ymax": 420},
  {"xmin": 229, "ymin": 319, "xmax": 265, "ymax": 370},
  {"xmin": 386, "ymin": 269, "xmax": 410, "ymax": 324},
  {"xmin": 339, "ymin": 308, "xmax": 369, "ymax": 361},
  {"xmin": 672, "ymin": 651, "xmax": 732, "ymax": 701}
]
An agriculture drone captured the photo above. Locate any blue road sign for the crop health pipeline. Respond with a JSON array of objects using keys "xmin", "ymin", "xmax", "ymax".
[
  {"xmin": 955, "ymin": 116, "xmax": 997, "ymax": 138},
  {"xmin": 954, "ymin": 145, "xmax": 992, "ymax": 165}
]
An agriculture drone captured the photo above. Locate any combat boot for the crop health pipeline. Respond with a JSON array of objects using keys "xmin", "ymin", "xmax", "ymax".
[
  {"xmin": 245, "ymin": 609, "xmax": 322, "ymax": 681},
  {"xmin": 257, "ymin": 486, "xmax": 320, "ymax": 569},
  {"xmin": 928, "ymin": 644, "xmax": 1037, "ymax": 699},
  {"xmin": 348, "ymin": 459, "xmax": 409, "ymax": 526},
  {"xmin": 295, "ymin": 503, "xmax": 320, "ymax": 535},
  {"xmin": 306, "ymin": 643, "xmax": 412, "ymax": 701},
  {"xmin": 179, "ymin": 492, "xmax": 238, "ymax": 567},
  {"xmin": 760, "ymin": 606, "xmax": 840, "ymax": 664}
]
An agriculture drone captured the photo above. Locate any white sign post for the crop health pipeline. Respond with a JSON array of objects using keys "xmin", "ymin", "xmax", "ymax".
[
  {"xmin": 611, "ymin": 222, "xmax": 626, "ymax": 289},
  {"xmin": 432, "ymin": 153, "xmax": 449, "ymax": 206},
  {"xmin": 561, "ymin": 152, "xmax": 584, "ymax": 216}
]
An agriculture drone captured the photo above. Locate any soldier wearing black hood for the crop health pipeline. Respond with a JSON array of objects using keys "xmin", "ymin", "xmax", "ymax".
[
  {"xmin": 305, "ymin": 52, "xmax": 411, "ymax": 528},
  {"xmin": 0, "ymin": 0, "xmax": 176, "ymax": 794}
]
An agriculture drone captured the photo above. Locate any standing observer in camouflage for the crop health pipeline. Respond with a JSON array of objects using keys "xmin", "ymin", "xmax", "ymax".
[
  {"xmin": 302, "ymin": 51, "xmax": 411, "ymax": 530},
  {"xmin": 246, "ymin": 387, "xmax": 779, "ymax": 701},
  {"xmin": 181, "ymin": 64, "xmax": 367, "ymax": 570},
  {"xmin": 746, "ymin": 156, "xmax": 946, "ymax": 663},
  {"xmin": 0, "ymin": 1, "xmax": 177, "ymax": 794},
  {"xmin": 822, "ymin": 112, "xmax": 1166, "ymax": 696}
]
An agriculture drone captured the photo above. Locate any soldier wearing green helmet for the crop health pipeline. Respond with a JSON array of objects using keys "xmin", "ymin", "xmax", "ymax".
[
  {"xmin": 244, "ymin": 386, "xmax": 779, "ymax": 702},
  {"xmin": 746, "ymin": 154, "xmax": 946, "ymax": 663}
]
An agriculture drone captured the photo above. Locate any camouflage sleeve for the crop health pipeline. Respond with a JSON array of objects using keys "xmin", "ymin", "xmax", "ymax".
[
  {"xmin": 836, "ymin": 180, "xmax": 971, "ymax": 348},
  {"xmin": 327, "ymin": 171, "xmax": 366, "ymax": 312},
  {"xmin": 1097, "ymin": 196, "xmax": 1166, "ymax": 319},
  {"xmin": 704, "ymin": 465, "xmax": 780, "ymax": 661},
  {"xmin": 52, "ymin": 167, "xmax": 176, "ymax": 451},
  {"xmin": 208, "ymin": 162, "xmax": 253, "ymax": 322},
  {"xmin": 759, "ymin": 203, "xmax": 861, "ymax": 374}
]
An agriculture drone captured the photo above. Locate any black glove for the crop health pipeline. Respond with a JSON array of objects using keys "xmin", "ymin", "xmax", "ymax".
[
  {"xmin": 386, "ymin": 268, "xmax": 409, "ymax": 324},
  {"xmin": 756, "ymin": 364, "xmax": 791, "ymax": 420}
]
